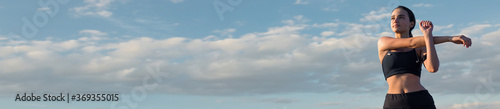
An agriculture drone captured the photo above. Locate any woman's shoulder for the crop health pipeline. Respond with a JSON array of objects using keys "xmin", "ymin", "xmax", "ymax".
[{"xmin": 378, "ymin": 36, "xmax": 392, "ymax": 44}]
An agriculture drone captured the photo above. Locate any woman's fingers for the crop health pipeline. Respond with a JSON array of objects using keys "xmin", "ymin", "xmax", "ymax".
[
  {"xmin": 461, "ymin": 37, "xmax": 469, "ymax": 47},
  {"xmin": 463, "ymin": 36, "xmax": 470, "ymax": 47},
  {"xmin": 464, "ymin": 39, "xmax": 467, "ymax": 47},
  {"xmin": 462, "ymin": 36, "xmax": 471, "ymax": 48},
  {"xmin": 469, "ymin": 38, "xmax": 472, "ymax": 47},
  {"xmin": 461, "ymin": 38, "xmax": 466, "ymax": 47},
  {"xmin": 455, "ymin": 35, "xmax": 472, "ymax": 48},
  {"xmin": 467, "ymin": 37, "xmax": 472, "ymax": 47},
  {"xmin": 420, "ymin": 20, "xmax": 433, "ymax": 28}
]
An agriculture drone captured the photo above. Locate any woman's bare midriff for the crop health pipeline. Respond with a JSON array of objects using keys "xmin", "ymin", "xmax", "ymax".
[{"xmin": 386, "ymin": 73, "xmax": 426, "ymax": 94}]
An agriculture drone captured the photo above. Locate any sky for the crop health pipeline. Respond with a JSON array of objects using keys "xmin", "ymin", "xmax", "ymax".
[{"xmin": 1, "ymin": 0, "xmax": 500, "ymax": 109}]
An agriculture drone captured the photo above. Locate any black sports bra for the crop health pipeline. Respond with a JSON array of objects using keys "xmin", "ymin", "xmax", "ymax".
[{"xmin": 382, "ymin": 49, "xmax": 424, "ymax": 80}]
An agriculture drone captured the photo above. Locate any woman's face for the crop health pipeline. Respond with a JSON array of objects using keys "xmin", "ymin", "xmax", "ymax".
[{"xmin": 391, "ymin": 8, "xmax": 414, "ymax": 33}]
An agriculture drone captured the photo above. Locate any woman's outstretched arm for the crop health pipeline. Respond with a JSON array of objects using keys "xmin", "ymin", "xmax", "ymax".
[
  {"xmin": 377, "ymin": 35, "xmax": 471, "ymax": 52},
  {"xmin": 413, "ymin": 35, "xmax": 472, "ymax": 48}
]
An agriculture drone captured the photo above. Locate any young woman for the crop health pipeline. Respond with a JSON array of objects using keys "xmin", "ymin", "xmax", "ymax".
[{"xmin": 377, "ymin": 6, "xmax": 472, "ymax": 109}]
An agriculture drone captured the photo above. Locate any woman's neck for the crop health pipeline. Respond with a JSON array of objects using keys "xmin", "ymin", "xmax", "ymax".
[{"xmin": 394, "ymin": 31, "xmax": 411, "ymax": 38}]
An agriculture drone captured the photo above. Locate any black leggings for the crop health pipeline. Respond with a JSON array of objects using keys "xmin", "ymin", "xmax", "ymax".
[{"xmin": 383, "ymin": 90, "xmax": 436, "ymax": 109}]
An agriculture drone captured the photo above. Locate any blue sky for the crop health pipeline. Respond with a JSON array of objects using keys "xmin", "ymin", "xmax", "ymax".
[{"xmin": 1, "ymin": 0, "xmax": 500, "ymax": 109}]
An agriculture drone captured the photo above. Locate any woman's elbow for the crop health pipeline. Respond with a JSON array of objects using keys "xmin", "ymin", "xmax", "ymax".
[
  {"xmin": 427, "ymin": 67, "xmax": 439, "ymax": 73},
  {"xmin": 425, "ymin": 62, "xmax": 439, "ymax": 73}
]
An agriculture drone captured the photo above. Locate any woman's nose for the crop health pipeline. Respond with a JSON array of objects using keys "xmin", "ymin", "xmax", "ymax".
[{"xmin": 393, "ymin": 18, "xmax": 399, "ymax": 23}]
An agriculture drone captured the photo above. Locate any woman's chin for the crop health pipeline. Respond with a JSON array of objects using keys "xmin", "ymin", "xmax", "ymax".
[{"xmin": 392, "ymin": 29, "xmax": 406, "ymax": 33}]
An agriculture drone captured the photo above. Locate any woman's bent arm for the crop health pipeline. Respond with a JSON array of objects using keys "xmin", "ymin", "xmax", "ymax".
[{"xmin": 420, "ymin": 21, "xmax": 440, "ymax": 73}]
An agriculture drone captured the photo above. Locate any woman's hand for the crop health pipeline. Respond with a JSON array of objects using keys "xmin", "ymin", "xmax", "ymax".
[
  {"xmin": 419, "ymin": 20, "xmax": 433, "ymax": 34},
  {"xmin": 451, "ymin": 35, "xmax": 472, "ymax": 48}
]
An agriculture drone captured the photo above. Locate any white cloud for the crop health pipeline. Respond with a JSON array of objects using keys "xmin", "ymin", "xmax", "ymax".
[
  {"xmin": 0, "ymin": 18, "xmax": 384, "ymax": 96},
  {"xmin": 448, "ymin": 101, "xmax": 500, "ymax": 109},
  {"xmin": 281, "ymin": 15, "xmax": 309, "ymax": 26},
  {"xmin": 434, "ymin": 24, "xmax": 454, "ymax": 31},
  {"xmin": 26, "ymin": 50, "xmax": 53, "ymax": 60},
  {"xmin": 96, "ymin": 10, "xmax": 113, "ymax": 17},
  {"xmin": 360, "ymin": 7, "xmax": 391, "ymax": 22},
  {"xmin": 459, "ymin": 24, "xmax": 492, "ymax": 36},
  {"xmin": 58, "ymin": 40, "xmax": 80, "ymax": 50},
  {"xmin": 115, "ymin": 67, "xmax": 136, "ymax": 79},
  {"xmin": 320, "ymin": 31, "xmax": 335, "ymax": 37},
  {"xmin": 312, "ymin": 23, "xmax": 339, "ymax": 28},
  {"xmin": 294, "ymin": 0, "xmax": 308, "ymax": 5},
  {"xmin": 322, "ymin": 7, "xmax": 339, "ymax": 12},
  {"xmin": 432, "ymin": 24, "xmax": 455, "ymax": 34},
  {"xmin": 413, "ymin": 3, "xmax": 434, "ymax": 7},
  {"xmin": 37, "ymin": 7, "xmax": 50, "ymax": 11},
  {"xmin": 0, "ymin": 37, "xmax": 8, "ymax": 41},
  {"xmin": 320, "ymin": 0, "xmax": 345, "ymax": 12},
  {"xmin": 480, "ymin": 28, "xmax": 500, "ymax": 45},
  {"xmin": 213, "ymin": 28, "xmax": 236, "ymax": 38},
  {"xmin": 170, "ymin": 0, "xmax": 184, "ymax": 3},
  {"xmin": 262, "ymin": 26, "xmax": 305, "ymax": 35},
  {"xmin": 78, "ymin": 29, "xmax": 108, "ymax": 41},
  {"xmin": 70, "ymin": 0, "xmax": 116, "ymax": 17},
  {"xmin": 79, "ymin": 29, "xmax": 108, "ymax": 36},
  {"xmin": 378, "ymin": 31, "xmax": 393, "ymax": 37}
]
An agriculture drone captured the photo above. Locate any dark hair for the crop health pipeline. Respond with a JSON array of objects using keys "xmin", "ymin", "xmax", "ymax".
[{"xmin": 393, "ymin": 6, "xmax": 416, "ymax": 37}]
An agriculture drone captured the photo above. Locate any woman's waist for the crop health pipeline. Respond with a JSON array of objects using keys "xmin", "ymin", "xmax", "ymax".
[{"xmin": 386, "ymin": 74, "xmax": 425, "ymax": 94}]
